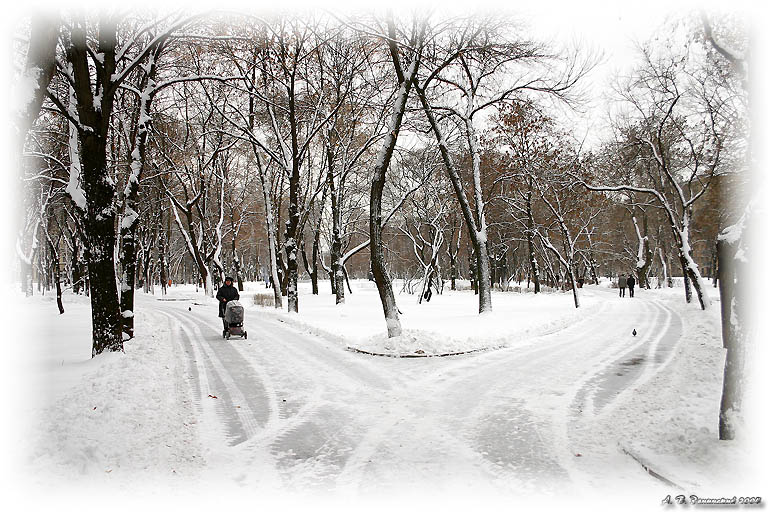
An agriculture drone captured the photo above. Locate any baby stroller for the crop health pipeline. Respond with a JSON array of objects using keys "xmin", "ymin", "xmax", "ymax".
[{"xmin": 223, "ymin": 300, "xmax": 247, "ymax": 340}]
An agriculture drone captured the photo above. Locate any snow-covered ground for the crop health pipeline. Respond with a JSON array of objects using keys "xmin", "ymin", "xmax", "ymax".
[
  {"xmin": 1, "ymin": 280, "xmax": 765, "ymax": 511},
  {"xmin": 246, "ymin": 279, "xmax": 603, "ymax": 356}
]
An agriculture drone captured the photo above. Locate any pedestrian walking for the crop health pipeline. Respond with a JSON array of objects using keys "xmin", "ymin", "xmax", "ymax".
[
  {"xmin": 216, "ymin": 276, "xmax": 240, "ymax": 335},
  {"xmin": 627, "ymin": 274, "xmax": 636, "ymax": 298},
  {"xmin": 618, "ymin": 273, "xmax": 627, "ymax": 297}
]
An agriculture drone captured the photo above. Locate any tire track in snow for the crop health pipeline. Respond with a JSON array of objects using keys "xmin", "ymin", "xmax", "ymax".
[
  {"xmin": 149, "ymin": 289, "xmax": 678, "ymax": 493},
  {"xmin": 405, "ymin": 298, "xmax": 664, "ymax": 492},
  {"xmin": 186, "ymin": 312, "xmax": 282, "ymax": 433},
  {"xmin": 334, "ymin": 302, "xmax": 624, "ymax": 493},
  {"xmin": 552, "ymin": 297, "xmax": 683, "ymax": 490},
  {"xmin": 164, "ymin": 309, "xmax": 271, "ymax": 446},
  {"xmin": 182, "ymin": 315, "xmax": 266, "ymax": 442},
  {"xmin": 572, "ymin": 299, "xmax": 664, "ymax": 417},
  {"xmin": 593, "ymin": 300, "xmax": 683, "ymax": 418},
  {"xmin": 190, "ymin": 311, "xmax": 339, "ymax": 443},
  {"xmin": 156, "ymin": 310, "xmax": 230, "ymax": 451},
  {"xmin": 256, "ymin": 315, "xmax": 395, "ymax": 390},
  {"xmin": 189, "ymin": 311, "xmax": 355, "ymax": 472},
  {"xmin": 181, "ymin": 304, "xmax": 372, "ymax": 486},
  {"xmin": 249, "ymin": 319, "xmax": 381, "ymax": 483}
]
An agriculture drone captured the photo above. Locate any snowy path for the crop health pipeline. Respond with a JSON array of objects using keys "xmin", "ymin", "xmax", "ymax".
[{"xmin": 146, "ymin": 290, "xmax": 681, "ymax": 495}]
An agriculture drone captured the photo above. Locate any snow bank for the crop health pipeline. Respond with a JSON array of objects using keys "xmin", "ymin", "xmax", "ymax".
[{"xmin": 5, "ymin": 289, "xmax": 202, "ymax": 505}]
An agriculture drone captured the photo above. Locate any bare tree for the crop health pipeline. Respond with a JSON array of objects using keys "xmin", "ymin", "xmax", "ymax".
[
  {"xmin": 45, "ymin": 13, "xmax": 197, "ymax": 355},
  {"xmin": 367, "ymin": 13, "xmax": 426, "ymax": 337},
  {"xmin": 415, "ymin": 16, "xmax": 589, "ymax": 313},
  {"xmin": 582, "ymin": 37, "xmax": 730, "ymax": 310}
]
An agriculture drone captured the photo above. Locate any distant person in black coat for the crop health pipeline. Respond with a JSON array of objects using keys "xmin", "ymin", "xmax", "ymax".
[
  {"xmin": 627, "ymin": 275, "xmax": 636, "ymax": 297},
  {"xmin": 216, "ymin": 276, "xmax": 240, "ymax": 331}
]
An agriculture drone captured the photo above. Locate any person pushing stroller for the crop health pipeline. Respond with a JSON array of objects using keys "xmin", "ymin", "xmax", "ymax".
[{"xmin": 217, "ymin": 276, "xmax": 240, "ymax": 336}]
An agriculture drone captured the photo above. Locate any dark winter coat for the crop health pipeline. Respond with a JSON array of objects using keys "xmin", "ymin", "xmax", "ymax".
[
  {"xmin": 216, "ymin": 283, "xmax": 240, "ymax": 317},
  {"xmin": 618, "ymin": 276, "xmax": 627, "ymax": 288},
  {"xmin": 627, "ymin": 276, "xmax": 636, "ymax": 289}
]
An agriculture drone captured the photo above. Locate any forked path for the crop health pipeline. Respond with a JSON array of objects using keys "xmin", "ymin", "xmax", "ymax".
[{"xmin": 145, "ymin": 290, "xmax": 681, "ymax": 495}]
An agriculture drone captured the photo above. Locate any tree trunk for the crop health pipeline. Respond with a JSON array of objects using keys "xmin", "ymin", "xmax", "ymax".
[
  {"xmin": 658, "ymin": 246, "xmax": 671, "ymax": 288},
  {"xmin": 450, "ymin": 252, "xmax": 457, "ymax": 291},
  {"xmin": 329, "ymin": 264, "xmax": 338, "ymax": 295},
  {"xmin": 159, "ymin": 209, "xmax": 168, "ymax": 296},
  {"xmin": 588, "ymin": 254, "xmax": 599, "ymax": 284},
  {"xmin": 311, "ymin": 230, "xmax": 320, "ymax": 295},
  {"xmin": 72, "ymin": 236, "xmax": 84, "ymax": 294},
  {"xmin": 277, "ymin": 253, "xmax": 288, "ymax": 297},
  {"xmin": 330, "ymin": 236, "xmax": 344, "ymax": 302},
  {"xmin": 119, "ymin": 225, "xmax": 137, "ymax": 338},
  {"xmin": 475, "ymin": 240, "xmax": 493, "ymax": 312},
  {"xmin": 284, "ymin": 81, "xmax": 301, "ymax": 314},
  {"xmin": 326, "ymin": 144, "xmax": 344, "ymax": 303},
  {"xmin": 568, "ymin": 266, "xmax": 580, "ymax": 308},
  {"xmin": 526, "ymin": 183, "xmax": 541, "ymax": 294},
  {"xmin": 142, "ymin": 244, "xmax": 153, "ymax": 294},
  {"xmin": 119, "ymin": 52, "xmax": 158, "ymax": 338},
  {"xmin": 256, "ymin": 154, "xmax": 283, "ymax": 309},
  {"xmin": 80, "ymin": 130, "xmax": 123, "ymax": 355},
  {"xmin": 232, "ymin": 234, "xmax": 244, "ymax": 292},
  {"xmin": 681, "ymin": 251, "xmax": 710, "ymax": 310},
  {"xmin": 369, "ymin": 49, "xmax": 420, "ymax": 337},
  {"xmin": 416, "ymin": 82, "xmax": 491, "ymax": 313},
  {"xmin": 469, "ymin": 248, "xmax": 477, "ymax": 294},
  {"xmin": 47, "ymin": 237, "xmax": 64, "ymax": 314},
  {"xmin": 717, "ymin": 237, "xmax": 745, "ymax": 440},
  {"xmin": 343, "ymin": 266, "xmax": 353, "ymax": 294},
  {"xmin": 634, "ymin": 214, "xmax": 653, "ymax": 289},
  {"xmin": 677, "ymin": 216, "xmax": 710, "ymax": 310}
]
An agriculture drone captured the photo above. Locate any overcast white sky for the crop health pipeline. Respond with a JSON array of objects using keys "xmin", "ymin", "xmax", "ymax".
[
  {"xmin": 516, "ymin": 0, "xmax": 755, "ymax": 147},
  {"xmin": 2, "ymin": 0, "xmax": 758, "ymax": 152}
]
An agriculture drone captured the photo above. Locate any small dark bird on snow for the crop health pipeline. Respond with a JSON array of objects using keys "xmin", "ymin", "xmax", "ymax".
[
  {"xmin": 188, "ymin": 307, "xmax": 192, "ymax": 311},
  {"xmin": 632, "ymin": 329, "xmax": 637, "ymax": 336}
]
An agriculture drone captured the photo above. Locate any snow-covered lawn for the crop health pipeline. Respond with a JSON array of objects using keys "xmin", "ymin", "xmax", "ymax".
[{"xmin": 244, "ymin": 279, "xmax": 603, "ymax": 356}]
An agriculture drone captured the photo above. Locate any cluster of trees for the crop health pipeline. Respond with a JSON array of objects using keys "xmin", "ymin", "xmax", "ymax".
[{"xmin": 13, "ymin": 10, "xmax": 750, "ymax": 438}]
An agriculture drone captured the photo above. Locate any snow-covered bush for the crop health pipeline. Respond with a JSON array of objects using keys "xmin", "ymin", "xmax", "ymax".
[{"xmin": 252, "ymin": 293, "xmax": 275, "ymax": 308}]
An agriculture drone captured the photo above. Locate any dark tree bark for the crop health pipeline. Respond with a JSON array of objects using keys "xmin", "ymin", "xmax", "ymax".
[
  {"xmin": 158, "ymin": 206, "xmax": 169, "ymax": 296},
  {"xmin": 525, "ymin": 178, "xmax": 541, "ymax": 293},
  {"xmin": 285, "ymin": 151, "xmax": 301, "ymax": 313},
  {"xmin": 369, "ymin": 17, "xmax": 423, "ymax": 337},
  {"xmin": 311, "ymin": 235, "xmax": 320, "ymax": 295},
  {"xmin": 66, "ymin": 19, "xmax": 123, "ymax": 356},
  {"xmin": 415, "ymin": 81, "xmax": 492, "ymax": 313},
  {"xmin": 47, "ymin": 235, "xmax": 64, "ymax": 314},
  {"xmin": 326, "ymin": 145, "xmax": 346, "ymax": 304},
  {"xmin": 120, "ymin": 45, "xmax": 162, "ymax": 337}
]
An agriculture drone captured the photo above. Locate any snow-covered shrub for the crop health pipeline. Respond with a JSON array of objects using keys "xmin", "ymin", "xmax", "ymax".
[{"xmin": 252, "ymin": 293, "xmax": 275, "ymax": 307}]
